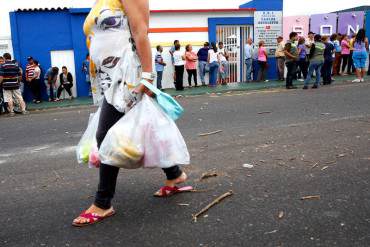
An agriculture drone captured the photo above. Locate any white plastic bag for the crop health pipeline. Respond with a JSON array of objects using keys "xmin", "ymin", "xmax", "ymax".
[
  {"xmin": 99, "ymin": 94, "xmax": 190, "ymax": 169},
  {"xmin": 76, "ymin": 107, "xmax": 101, "ymax": 167}
]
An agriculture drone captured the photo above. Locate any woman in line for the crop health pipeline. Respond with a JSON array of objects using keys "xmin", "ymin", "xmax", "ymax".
[
  {"xmin": 173, "ymin": 44, "xmax": 185, "ymax": 91},
  {"xmin": 297, "ymin": 37, "xmax": 308, "ymax": 80},
  {"xmin": 208, "ymin": 42, "xmax": 220, "ymax": 87},
  {"xmin": 257, "ymin": 41, "xmax": 268, "ymax": 82},
  {"xmin": 332, "ymin": 33, "xmax": 342, "ymax": 76},
  {"xmin": 303, "ymin": 34, "xmax": 325, "ymax": 89},
  {"xmin": 185, "ymin": 44, "xmax": 198, "ymax": 87},
  {"xmin": 57, "ymin": 66, "xmax": 74, "ymax": 100},
  {"xmin": 218, "ymin": 42, "xmax": 229, "ymax": 85},
  {"xmin": 341, "ymin": 34, "xmax": 351, "ymax": 75},
  {"xmin": 351, "ymin": 29, "xmax": 369, "ymax": 83},
  {"xmin": 73, "ymin": 0, "xmax": 189, "ymax": 227},
  {"xmin": 322, "ymin": 36, "xmax": 335, "ymax": 85}
]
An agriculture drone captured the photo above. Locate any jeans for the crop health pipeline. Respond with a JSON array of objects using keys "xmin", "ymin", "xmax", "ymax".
[
  {"xmin": 322, "ymin": 60, "xmax": 333, "ymax": 84},
  {"xmin": 348, "ymin": 51, "xmax": 355, "ymax": 74},
  {"xmin": 94, "ymin": 98, "xmax": 183, "ymax": 210},
  {"xmin": 276, "ymin": 57, "xmax": 285, "ymax": 80},
  {"xmin": 304, "ymin": 61, "xmax": 323, "ymax": 87},
  {"xmin": 219, "ymin": 61, "xmax": 229, "ymax": 80},
  {"xmin": 285, "ymin": 61, "xmax": 297, "ymax": 88},
  {"xmin": 45, "ymin": 80, "xmax": 56, "ymax": 100},
  {"xmin": 198, "ymin": 61, "xmax": 207, "ymax": 85},
  {"xmin": 187, "ymin": 69, "xmax": 197, "ymax": 86},
  {"xmin": 156, "ymin": 71, "xmax": 163, "ymax": 89},
  {"xmin": 57, "ymin": 84, "xmax": 73, "ymax": 98},
  {"xmin": 209, "ymin": 62, "xmax": 219, "ymax": 86},
  {"xmin": 257, "ymin": 61, "xmax": 267, "ymax": 81},
  {"xmin": 245, "ymin": 58, "xmax": 252, "ymax": 81},
  {"xmin": 175, "ymin": 65, "xmax": 184, "ymax": 90},
  {"xmin": 333, "ymin": 52, "xmax": 342, "ymax": 75}
]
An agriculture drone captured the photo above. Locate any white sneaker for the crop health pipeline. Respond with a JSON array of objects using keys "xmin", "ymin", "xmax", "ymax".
[
  {"xmin": 352, "ymin": 79, "xmax": 361, "ymax": 83},
  {"xmin": 298, "ymin": 79, "xmax": 304, "ymax": 82},
  {"xmin": 360, "ymin": 78, "xmax": 365, "ymax": 82}
]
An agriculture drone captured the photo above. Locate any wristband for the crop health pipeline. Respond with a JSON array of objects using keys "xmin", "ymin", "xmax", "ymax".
[{"xmin": 141, "ymin": 72, "xmax": 156, "ymax": 81}]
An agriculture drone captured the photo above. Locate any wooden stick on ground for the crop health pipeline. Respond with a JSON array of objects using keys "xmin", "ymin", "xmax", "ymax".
[
  {"xmin": 198, "ymin": 130, "xmax": 223, "ymax": 137},
  {"xmin": 301, "ymin": 195, "xmax": 320, "ymax": 200},
  {"xmin": 192, "ymin": 190, "xmax": 234, "ymax": 222}
]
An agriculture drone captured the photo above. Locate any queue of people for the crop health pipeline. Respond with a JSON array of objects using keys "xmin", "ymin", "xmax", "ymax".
[{"xmin": 155, "ymin": 40, "xmax": 230, "ymax": 91}]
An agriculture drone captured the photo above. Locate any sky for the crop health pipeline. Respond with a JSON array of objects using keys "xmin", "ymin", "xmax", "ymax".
[{"xmin": 0, "ymin": 0, "xmax": 369, "ymax": 37}]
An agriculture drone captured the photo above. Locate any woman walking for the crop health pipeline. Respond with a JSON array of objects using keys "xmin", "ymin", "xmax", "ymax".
[
  {"xmin": 208, "ymin": 42, "xmax": 220, "ymax": 87},
  {"xmin": 185, "ymin": 44, "xmax": 198, "ymax": 87},
  {"xmin": 351, "ymin": 29, "xmax": 369, "ymax": 83},
  {"xmin": 73, "ymin": 0, "xmax": 189, "ymax": 227},
  {"xmin": 341, "ymin": 35, "xmax": 351, "ymax": 75},
  {"xmin": 257, "ymin": 41, "xmax": 268, "ymax": 82}
]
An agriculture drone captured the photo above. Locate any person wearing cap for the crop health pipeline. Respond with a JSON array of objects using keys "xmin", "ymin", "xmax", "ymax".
[
  {"xmin": 275, "ymin": 36, "xmax": 285, "ymax": 81},
  {"xmin": 25, "ymin": 56, "xmax": 40, "ymax": 103}
]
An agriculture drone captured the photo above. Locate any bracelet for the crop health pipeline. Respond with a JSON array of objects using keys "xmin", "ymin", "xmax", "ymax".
[{"xmin": 141, "ymin": 72, "xmax": 156, "ymax": 80}]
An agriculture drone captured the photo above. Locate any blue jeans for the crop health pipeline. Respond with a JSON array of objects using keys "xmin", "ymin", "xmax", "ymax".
[
  {"xmin": 304, "ymin": 61, "xmax": 323, "ymax": 87},
  {"xmin": 209, "ymin": 62, "xmax": 219, "ymax": 86},
  {"xmin": 156, "ymin": 71, "xmax": 163, "ymax": 89},
  {"xmin": 198, "ymin": 61, "xmax": 207, "ymax": 85},
  {"xmin": 245, "ymin": 58, "xmax": 252, "ymax": 81}
]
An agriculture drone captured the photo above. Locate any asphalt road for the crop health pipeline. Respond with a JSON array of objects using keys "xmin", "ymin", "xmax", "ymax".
[{"xmin": 0, "ymin": 82, "xmax": 370, "ymax": 247}]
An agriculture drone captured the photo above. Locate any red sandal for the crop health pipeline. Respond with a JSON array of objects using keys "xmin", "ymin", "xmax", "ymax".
[
  {"xmin": 154, "ymin": 186, "xmax": 193, "ymax": 197},
  {"xmin": 72, "ymin": 209, "xmax": 116, "ymax": 227}
]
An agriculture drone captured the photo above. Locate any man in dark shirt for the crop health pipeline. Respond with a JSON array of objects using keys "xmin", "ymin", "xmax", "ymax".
[
  {"xmin": 0, "ymin": 53, "xmax": 28, "ymax": 116},
  {"xmin": 284, "ymin": 32, "xmax": 299, "ymax": 89},
  {"xmin": 197, "ymin": 42, "xmax": 209, "ymax": 86},
  {"xmin": 322, "ymin": 36, "xmax": 335, "ymax": 85}
]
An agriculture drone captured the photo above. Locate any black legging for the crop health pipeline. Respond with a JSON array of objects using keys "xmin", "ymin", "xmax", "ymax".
[
  {"xmin": 94, "ymin": 98, "xmax": 183, "ymax": 209},
  {"xmin": 297, "ymin": 59, "xmax": 308, "ymax": 79},
  {"xmin": 341, "ymin": 54, "xmax": 349, "ymax": 73},
  {"xmin": 187, "ymin": 69, "xmax": 197, "ymax": 86},
  {"xmin": 57, "ymin": 84, "xmax": 73, "ymax": 98},
  {"xmin": 30, "ymin": 79, "xmax": 42, "ymax": 101},
  {"xmin": 175, "ymin": 65, "xmax": 184, "ymax": 90}
]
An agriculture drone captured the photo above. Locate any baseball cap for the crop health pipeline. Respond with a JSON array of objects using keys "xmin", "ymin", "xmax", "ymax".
[{"xmin": 27, "ymin": 56, "xmax": 33, "ymax": 61}]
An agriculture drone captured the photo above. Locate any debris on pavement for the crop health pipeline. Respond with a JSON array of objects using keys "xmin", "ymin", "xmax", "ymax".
[
  {"xmin": 258, "ymin": 111, "xmax": 272, "ymax": 115},
  {"xmin": 321, "ymin": 166, "xmax": 329, "ymax": 171},
  {"xmin": 325, "ymin": 160, "xmax": 337, "ymax": 165},
  {"xmin": 198, "ymin": 130, "xmax": 223, "ymax": 137},
  {"xmin": 178, "ymin": 203, "xmax": 190, "ymax": 206},
  {"xmin": 192, "ymin": 190, "xmax": 233, "ymax": 222},
  {"xmin": 242, "ymin": 164, "xmax": 254, "ymax": 169},
  {"xmin": 311, "ymin": 163, "xmax": 319, "ymax": 169},
  {"xmin": 336, "ymin": 154, "xmax": 346, "ymax": 158},
  {"xmin": 301, "ymin": 195, "xmax": 321, "ymax": 200},
  {"xmin": 264, "ymin": 230, "xmax": 278, "ymax": 235},
  {"xmin": 278, "ymin": 211, "xmax": 284, "ymax": 219},
  {"xmin": 200, "ymin": 171, "xmax": 218, "ymax": 180},
  {"xmin": 321, "ymin": 113, "xmax": 331, "ymax": 115}
]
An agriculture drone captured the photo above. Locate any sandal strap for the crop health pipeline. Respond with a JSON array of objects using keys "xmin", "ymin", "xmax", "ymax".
[
  {"xmin": 160, "ymin": 186, "xmax": 179, "ymax": 196},
  {"xmin": 79, "ymin": 212, "xmax": 103, "ymax": 223}
]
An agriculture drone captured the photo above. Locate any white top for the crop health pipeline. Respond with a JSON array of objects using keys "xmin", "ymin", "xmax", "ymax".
[
  {"xmin": 34, "ymin": 66, "xmax": 41, "ymax": 79},
  {"xmin": 173, "ymin": 51, "xmax": 185, "ymax": 66},
  {"xmin": 218, "ymin": 48, "xmax": 227, "ymax": 62},
  {"xmin": 208, "ymin": 49, "xmax": 219, "ymax": 63}
]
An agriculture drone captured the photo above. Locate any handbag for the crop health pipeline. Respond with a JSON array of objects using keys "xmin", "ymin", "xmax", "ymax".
[{"xmin": 140, "ymin": 79, "xmax": 184, "ymax": 121}]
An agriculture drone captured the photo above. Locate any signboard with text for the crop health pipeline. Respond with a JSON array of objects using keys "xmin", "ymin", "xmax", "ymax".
[{"xmin": 254, "ymin": 11, "xmax": 283, "ymax": 56}]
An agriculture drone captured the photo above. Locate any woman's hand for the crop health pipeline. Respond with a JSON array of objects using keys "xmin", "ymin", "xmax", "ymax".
[{"xmin": 133, "ymin": 79, "xmax": 154, "ymax": 97}]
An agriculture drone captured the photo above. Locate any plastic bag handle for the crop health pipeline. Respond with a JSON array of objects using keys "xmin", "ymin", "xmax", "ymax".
[{"xmin": 140, "ymin": 79, "xmax": 162, "ymax": 96}]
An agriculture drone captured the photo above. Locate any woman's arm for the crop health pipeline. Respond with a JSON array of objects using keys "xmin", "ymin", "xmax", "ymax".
[
  {"xmin": 69, "ymin": 72, "xmax": 74, "ymax": 84},
  {"xmin": 207, "ymin": 52, "xmax": 210, "ymax": 63}
]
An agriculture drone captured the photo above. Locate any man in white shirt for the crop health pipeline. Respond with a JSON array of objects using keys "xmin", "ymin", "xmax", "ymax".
[
  {"xmin": 244, "ymin": 38, "xmax": 254, "ymax": 81},
  {"xmin": 275, "ymin": 36, "xmax": 285, "ymax": 81}
]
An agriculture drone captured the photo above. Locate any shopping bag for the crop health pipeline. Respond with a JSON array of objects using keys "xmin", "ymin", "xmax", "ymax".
[
  {"xmin": 140, "ymin": 80, "xmax": 184, "ymax": 121},
  {"xmin": 76, "ymin": 107, "xmax": 101, "ymax": 167},
  {"xmin": 99, "ymin": 94, "xmax": 190, "ymax": 169}
]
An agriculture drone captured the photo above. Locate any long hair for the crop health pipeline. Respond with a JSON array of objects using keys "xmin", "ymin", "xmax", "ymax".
[
  {"xmin": 211, "ymin": 42, "xmax": 218, "ymax": 53},
  {"xmin": 355, "ymin": 29, "xmax": 366, "ymax": 44}
]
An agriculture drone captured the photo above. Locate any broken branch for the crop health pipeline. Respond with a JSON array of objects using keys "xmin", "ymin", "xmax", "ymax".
[
  {"xmin": 198, "ymin": 130, "xmax": 223, "ymax": 137},
  {"xmin": 301, "ymin": 195, "xmax": 320, "ymax": 200}
]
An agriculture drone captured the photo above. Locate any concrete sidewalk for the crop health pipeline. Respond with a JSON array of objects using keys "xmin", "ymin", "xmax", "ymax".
[{"xmin": 26, "ymin": 75, "xmax": 368, "ymax": 111}]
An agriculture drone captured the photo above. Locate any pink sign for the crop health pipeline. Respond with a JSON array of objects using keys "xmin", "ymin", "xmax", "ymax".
[{"xmin": 283, "ymin": 16, "xmax": 309, "ymax": 40}]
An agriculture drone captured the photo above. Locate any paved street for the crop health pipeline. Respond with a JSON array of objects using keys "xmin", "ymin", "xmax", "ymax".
[{"xmin": 1, "ymin": 82, "xmax": 370, "ymax": 247}]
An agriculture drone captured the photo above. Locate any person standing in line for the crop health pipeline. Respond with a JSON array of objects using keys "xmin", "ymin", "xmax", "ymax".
[
  {"xmin": 57, "ymin": 66, "xmax": 74, "ymax": 100},
  {"xmin": 30, "ymin": 60, "xmax": 42, "ymax": 103},
  {"xmin": 348, "ymin": 35, "xmax": 356, "ymax": 75},
  {"xmin": 341, "ymin": 35, "xmax": 351, "ymax": 75},
  {"xmin": 297, "ymin": 37, "xmax": 308, "ymax": 80},
  {"xmin": 0, "ymin": 56, "xmax": 4, "ymax": 64},
  {"xmin": 197, "ymin": 42, "xmax": 209, "ymax": 86},
  {"xmin": 244, "ymin": 38, "xmax": 254, "ymax": 82},
  {"xmin": 169, "ymin": 40, "xmax": 180, "ymax": 86},
  {"xmin": 82, "ymin": 54, "xmax": 92, "ymax": 97},
  {"xmin": 44, "ymin": 67, "xmax": 59, "ymax": 101},
  {"xmin": 257, "ymin": 40, "xmax": 268, "ymax": 82},
  {"xmin": 332, "ymin": 33, "xmax": 342, "ymax": 76},
  {"xmin": 25, "ymin": 56, "xmax": 39, "ymax": 103},
  {"xmin": 173, "ymin": 43, "xmax": 185, "ymax": 91},
  {"xmin": 351, "ymin": 29, "xmax": 369, "ymax": 82},
  {"xmin": 155, "ymin": 45, "xmax": 166, "ymax": 90},
  {"xmin": 185, "ymin": 44, "xmax": 198, "ymax": 87},
  {"xmin": 218, "ymin": 42, "xmax": 229, "ymax": 85},
  {"xmin": 322, "ymin": 36, "xmax": 335, "ymax": 85},
  {"xmin": 305, "ymin": 32, "xmax": 315, "ymax": 60},
  {"xmin": 0, "ymin": 53, "xmax": 28, "ymax": 116},
  {"xmin": 303, "ymin": 35, "xmax": 325, "ymax": 89},
  {"xmin": 284, "ymin": 32, "xmax": 299, "ymax": 89},
  {"xmin": 275, "ymin": 36, "xmax": 285, "ymax": 81},
  {"xmin": 208, "ymin": 42, "xmax": 220, "ymax": 87}
]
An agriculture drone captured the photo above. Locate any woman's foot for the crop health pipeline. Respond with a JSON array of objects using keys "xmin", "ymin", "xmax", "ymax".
[
  {"xmin": 72, "ymin": 204, "xmax": 114, "ymax": 226},
  {"xmin": 154, "ymin": 172, "xmax": 188, "ymax": 196}
]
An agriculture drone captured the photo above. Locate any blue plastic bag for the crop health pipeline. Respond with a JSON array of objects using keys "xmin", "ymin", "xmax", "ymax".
[{"xmin": 140, "ymin": 80, "xmax": 184, "ymax": 121}]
